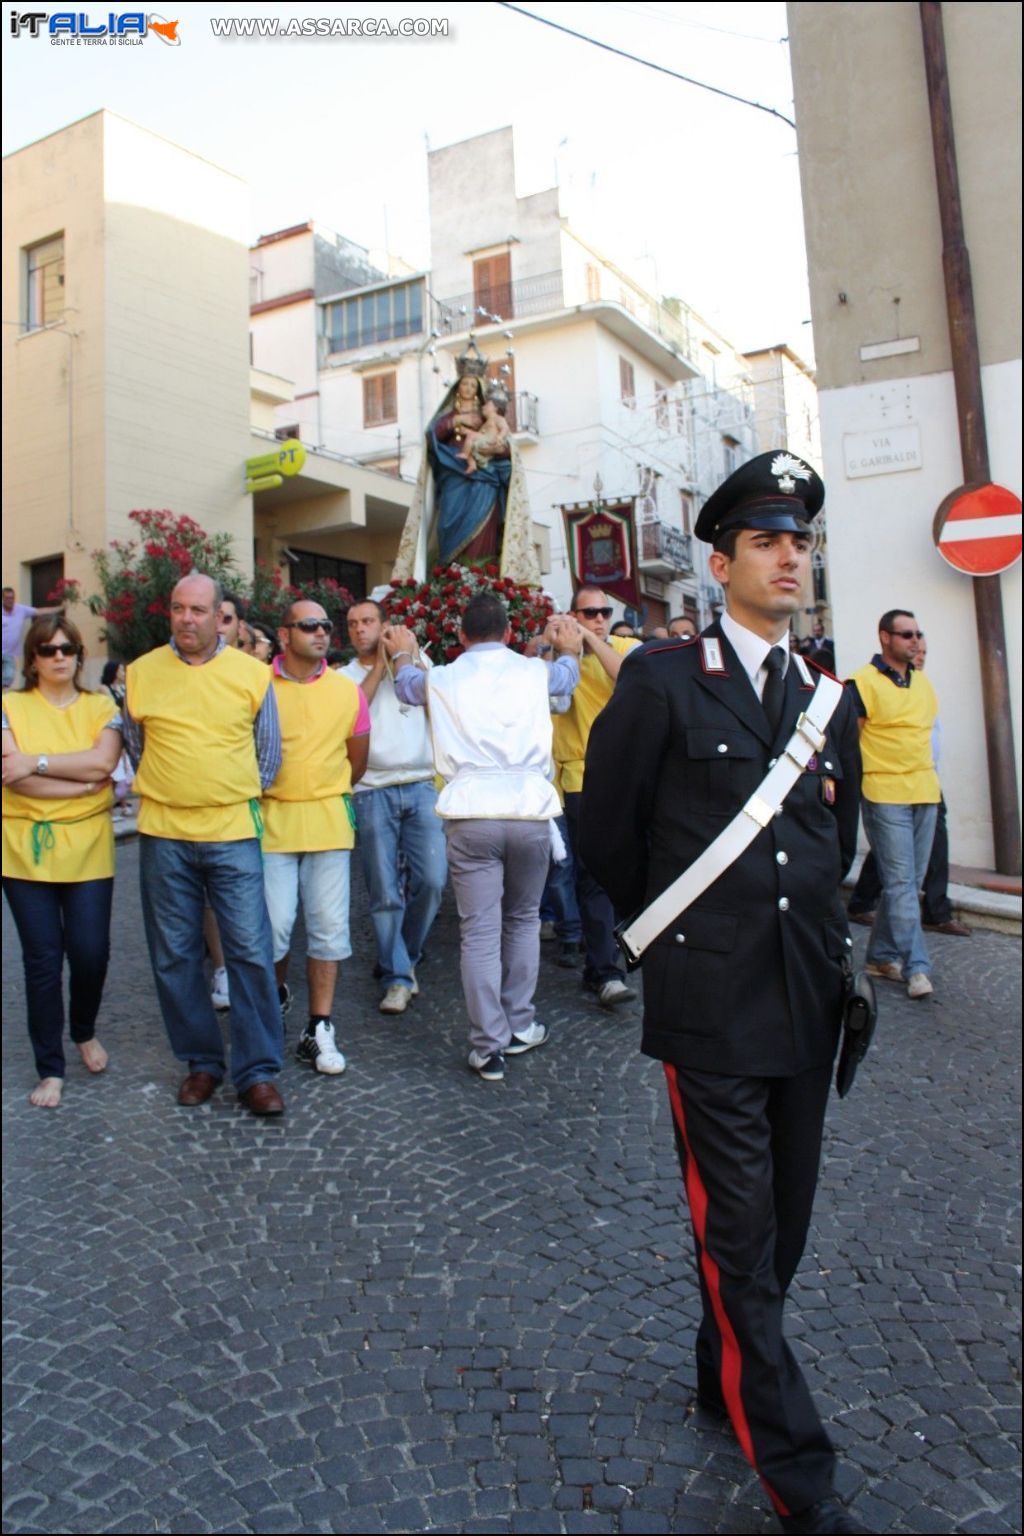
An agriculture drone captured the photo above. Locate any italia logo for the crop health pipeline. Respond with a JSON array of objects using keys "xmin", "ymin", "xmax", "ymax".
[{"xmin": 9, "ymin": 12, "xmax": 180, "ymax": 43}]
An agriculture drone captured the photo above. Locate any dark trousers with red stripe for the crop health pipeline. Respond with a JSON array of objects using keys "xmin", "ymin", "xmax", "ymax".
[{"xmin": 665, "ymin": 1061, "xmax": 836, "ymax": 1517}]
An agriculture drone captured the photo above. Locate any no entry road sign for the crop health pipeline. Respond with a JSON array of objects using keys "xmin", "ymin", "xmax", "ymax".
[{"xmin": 933, "ymin": 482, "xmax": 1022, "ymax": 576}]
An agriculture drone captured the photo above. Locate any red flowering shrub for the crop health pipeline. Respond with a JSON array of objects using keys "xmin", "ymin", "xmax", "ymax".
[
  {"xmin": 85, "ymin": 511, "xmax": 238, "ymax": 660},
  {"xmin": 382, "ymin": 563, "xmax": 552, "ymax": 666},
  {"xmin": 78, "ymin": 514, "xmax": 355, "ymax": 660}
]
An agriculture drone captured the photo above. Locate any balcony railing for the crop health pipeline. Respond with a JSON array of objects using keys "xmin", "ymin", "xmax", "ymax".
[
  {"xmin": 638, "ymin": 521, "xmax": 693, "ymax": 576},
  {"xmin": 433, "ymin": 268, "xmax": 704, "ymax": 373},
  {"xmin": 433, "ymin": 272, "xmax": 565, "ymax": 330}
]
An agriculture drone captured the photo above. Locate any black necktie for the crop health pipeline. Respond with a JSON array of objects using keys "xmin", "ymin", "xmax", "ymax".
[{"xmin": 762, "ymin": 648, "xmax": 786, "ymax": 738}]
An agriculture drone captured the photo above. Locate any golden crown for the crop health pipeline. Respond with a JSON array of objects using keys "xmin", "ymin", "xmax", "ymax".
[{"xmin": 456, "ymin": 338, "xmax": 488, "ymax": 379}]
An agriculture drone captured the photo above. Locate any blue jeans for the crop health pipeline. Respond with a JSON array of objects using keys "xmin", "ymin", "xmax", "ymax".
[
  {"xmin": 3, "ymin": 876, "xmax": 113, "ymax": 1079},
  {"xmin": 562, "ymin": 791, "xmax": 626, "ymax": 983},
  {"xmin": 355, "ymin": 780, "xmax": 447, "ymax": 988},
  {"xmin": 862, "ymin": 801, "xmax": 938, "ymax": 978},
  {"xmin": 139, "ymin": 835, "xmax": 283, "ymax": 1092},
  {"xmin": 540, "ymin": 814, "xmax": 582, "ymax": 942},
  {"xmin": 264, "ymin": 849, "xmax": 352, "ymax": 963}
]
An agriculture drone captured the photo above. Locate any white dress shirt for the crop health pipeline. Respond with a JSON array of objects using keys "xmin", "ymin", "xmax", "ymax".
[{"xmin": 720, "ymin": 612, "xmax": 790, "ymax": 702}]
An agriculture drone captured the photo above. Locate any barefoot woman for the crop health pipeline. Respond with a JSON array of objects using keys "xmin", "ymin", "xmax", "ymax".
[{"xmin": 2, "ymin": 616, "xmax": 123, "ymax": 1107}]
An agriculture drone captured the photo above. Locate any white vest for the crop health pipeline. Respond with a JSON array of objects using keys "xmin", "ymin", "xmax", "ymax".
[
  {"xmin": 340, "ymin": 658, "xmax": 435, "ymax": 791},
  {"xmin": 427, "ymin": 647, "xmax": 560, "ymax": 820}
]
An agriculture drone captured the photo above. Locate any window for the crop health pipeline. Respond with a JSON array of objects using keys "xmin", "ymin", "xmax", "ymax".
[
  {"xmin": 655, "ymin": 382, "xmax": 669, "ymax": 430},
  {"xmin": 30, "ymin": 556, "xmax": 63, "ymax": 607},
  {"xmin": 679, "ymin": 490, "xmax": 695, "ymax": 536},
  {"xmin": 473, "ymin": 252, "xmax": 513, "ymax": 320},
  {"xmin": 324, "ymin": 279, "xmax": 424, "ymax": 354},
  {"xmin": 363, "ymin": 372, "xmax": 397, "ymax": 428},
  {"xmin": 25, "ymin": 235, "xmax": 64, "ymax": 331},
  {"xmin": 619, "ymin": 357, "xmax": 636, "ymax": 408},
  {"xmin": 722, "ymin": 435, "xmax": 740, "ymax": 476},
  {"xmin": 290, "ymin": 550, "xmax": 366, "ymax": 601},
  {"xmin": 275, "ymin": 423, "xmax": 301, "ymax": 442},
  {"xmin": 585, "ymin": 263, "xmax": 601, "ymax": 302}
]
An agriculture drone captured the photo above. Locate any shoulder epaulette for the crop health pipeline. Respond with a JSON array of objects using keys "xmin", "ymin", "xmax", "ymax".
[{"xmin": 642, "ymin": 636, "xmax": 698, "ymax": 659}]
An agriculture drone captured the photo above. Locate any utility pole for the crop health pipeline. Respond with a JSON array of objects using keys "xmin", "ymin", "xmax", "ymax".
[{"xmin": 919, "ymin": 0, "xmax": 1021, "ymax": 875}]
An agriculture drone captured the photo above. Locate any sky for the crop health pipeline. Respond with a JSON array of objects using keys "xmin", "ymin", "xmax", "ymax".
[{"xmin": 2, "ymin": 1, "xmax": 815, "ymax": 361}]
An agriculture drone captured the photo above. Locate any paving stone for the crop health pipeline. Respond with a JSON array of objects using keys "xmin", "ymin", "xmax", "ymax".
[{"xmin": 1, "ymin": 855, "xmax": 1018, "ymax": 1535}]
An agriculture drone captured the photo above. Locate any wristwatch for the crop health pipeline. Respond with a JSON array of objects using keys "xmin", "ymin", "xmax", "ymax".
[{"xmin": 36, "ymin": 755, "xmax": 49, "ymax": 776}]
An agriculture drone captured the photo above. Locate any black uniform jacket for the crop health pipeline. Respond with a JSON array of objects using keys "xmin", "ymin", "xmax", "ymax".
[{"xmin": 579, "ymin": 623, "xmax": 861, "ymax": 1078}]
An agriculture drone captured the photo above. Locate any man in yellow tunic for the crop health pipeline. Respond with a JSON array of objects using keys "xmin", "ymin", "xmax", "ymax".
[
  {"xmin": 847, "ymin": 608, "xmax": 940, "ymax": 1001},
  {"xmin": 552, "ymin": 585, "xmax": 641, "ymax": 1009},
  {"xmin": 124, "ymin": 572, "xmax": 287, "ymax": 1116},
  {"xmin": 263, "ymin": 601, "xmax": 369, "ymax": 1076}
]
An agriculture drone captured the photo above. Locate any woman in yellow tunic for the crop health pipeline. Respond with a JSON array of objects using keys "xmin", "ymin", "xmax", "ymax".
[{"xmin": 1, "ymin": 616, "xmax": 124, "ymax": 1108}]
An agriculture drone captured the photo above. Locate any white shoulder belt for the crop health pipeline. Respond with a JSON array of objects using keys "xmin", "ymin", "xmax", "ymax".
[{"xmin": 616, "ymin": 671, "xmax": 844, "ymax": 966}]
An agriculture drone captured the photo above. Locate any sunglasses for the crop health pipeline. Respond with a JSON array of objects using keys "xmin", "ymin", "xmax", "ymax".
[
  {"xmin": 888, "ymin": 629, "xmax": 924, "ymax": 640},
  {"xmin": 288, "ymin": 619, "xmax": 332, "ymax": 634},
  {"xmin": 35, "ymin": 643, "xmax": 79, "ymax": 658},
  {"xmin": 574, "ymin": 606, "xmax": 613, "ymax": 620}
]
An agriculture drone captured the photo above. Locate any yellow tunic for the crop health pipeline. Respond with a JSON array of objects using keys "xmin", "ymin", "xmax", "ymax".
[
  {"xmin": 2, "ymin": 691, "xmax": 117, "ymax": 882},
  {"xmin": 552, "ymin": 635, "xmax": 640, "ymax": 795},
  {"xmin": 126, "ymin": 644, "xmax": 270, "ymax": 842},
  {"xmin": 850, "ymin": 662, "xmax": 941, "ymax": 804},
  {"xmin": 262, "ymin": 666, "xmax": 363, "ymax": 854}
]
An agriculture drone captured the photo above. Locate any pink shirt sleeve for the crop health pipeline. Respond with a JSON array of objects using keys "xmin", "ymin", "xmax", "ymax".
[{"xmin": 352, "ymin": 685, "xmax": 371, "ymax": 737}]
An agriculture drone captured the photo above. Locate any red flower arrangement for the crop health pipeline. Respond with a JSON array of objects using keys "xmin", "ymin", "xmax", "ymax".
[{"xmin": 382, "ymin": 563, "xmax": 553, "ymax": 666}]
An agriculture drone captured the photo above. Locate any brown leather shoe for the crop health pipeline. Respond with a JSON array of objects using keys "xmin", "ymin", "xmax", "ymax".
[
  {"xmin": 924, "ymin": 919, "xmax": 972, "ymax": 936},
  {"xmin": 177, "ymin": 1071, "xmax": 220, "ymax": 1106},
  {"xmin": 239, "ymin": 1080, "xmax": 284, "ymax": 1116}
]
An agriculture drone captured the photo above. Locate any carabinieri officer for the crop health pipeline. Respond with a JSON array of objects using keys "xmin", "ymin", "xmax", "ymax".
[{"xmin": 580, "ymin": 452, "xmax": 866, "ymax": 1535}]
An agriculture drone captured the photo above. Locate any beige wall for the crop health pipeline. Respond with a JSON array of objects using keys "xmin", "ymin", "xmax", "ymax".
[
  {"xmin": 102, "ymin": 115, "xmax": 251, "ymax": 559},
  {"xmin": 2, "ymin": 114, "xmax": 107, "ymax": 625},
  {"xmin": 789, "ymin": 0, "xmax": 1022, "ymax": 390},
  {"xmin": 3, "ymin": 111, "xmax": 254, "ymax": 678}
]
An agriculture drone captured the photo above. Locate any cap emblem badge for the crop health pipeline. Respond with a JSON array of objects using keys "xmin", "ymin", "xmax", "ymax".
[{"xmin": 770, "ymin": 453, "xmax": 812, "ymax": 495}]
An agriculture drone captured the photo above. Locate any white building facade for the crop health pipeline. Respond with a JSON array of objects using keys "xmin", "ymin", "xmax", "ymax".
[{"xmin": 251, "ymin": 127, "xmax": 761, "ymax": 625}]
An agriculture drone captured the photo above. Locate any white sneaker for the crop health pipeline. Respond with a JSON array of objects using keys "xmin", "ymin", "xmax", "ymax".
[
  {"xmin": 379, "ymin": 984, "xmax": 413, "ymax": 1015},
  {"xmin": 210, "ymin": 967, "xmax": 230, "ymax": 1010},
  {"xmin": 296, "ymin": 1020, "xmax": 347, "ymax": 1075},
  {"xmin": 505, "ymin": 1021, "xmax": 549, "ymax": 1055},
  {"xmin": 906, "ymin": 972, "xmax": 934, "ymax": 1000},
  {"xmin": 597, "ymin": 977, "xmax": 635, "ymax": 1008}
]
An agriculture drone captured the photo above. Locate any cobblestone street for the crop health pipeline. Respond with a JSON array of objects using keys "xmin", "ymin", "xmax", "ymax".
[{"xmin": 3, "ymin": 839, "xmax": 1021, "ymax": 1535}]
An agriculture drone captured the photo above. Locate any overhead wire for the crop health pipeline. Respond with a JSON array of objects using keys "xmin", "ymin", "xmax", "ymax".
[{"xmin": 495, "ymin": 2, "xmax": 796, "ymax": 130}]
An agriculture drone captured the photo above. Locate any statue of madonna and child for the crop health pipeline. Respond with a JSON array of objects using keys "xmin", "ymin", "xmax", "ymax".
[{"xmin": 393, "ymin": 340, "xmax": 540, "ymax": 588}]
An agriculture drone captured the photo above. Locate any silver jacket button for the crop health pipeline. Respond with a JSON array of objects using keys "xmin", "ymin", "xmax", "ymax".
[
  {"xmin": 778, "ymin": 897, "xmax": 790, "ymax": 912},
  {"xmin": 717, "ymin": 743, "xmax": 728, "ymax": 753},
  {"xmin": 776, "ymin": 851, "xmax": 789, "ymax": 865},
  {"xmin": 675, "ymin": 933, "xmax": 686, "ymax": 944}
]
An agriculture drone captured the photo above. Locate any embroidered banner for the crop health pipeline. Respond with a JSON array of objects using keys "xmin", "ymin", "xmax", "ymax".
[{"xmin": 561, "ymin": 498, "xmax": 640, "ymax": 607}]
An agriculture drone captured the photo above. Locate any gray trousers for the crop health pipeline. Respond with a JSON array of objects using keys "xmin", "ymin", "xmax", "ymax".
[{"xmin": 444, "ymin": 819, "xmax": 553, "ymax": 1055}]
